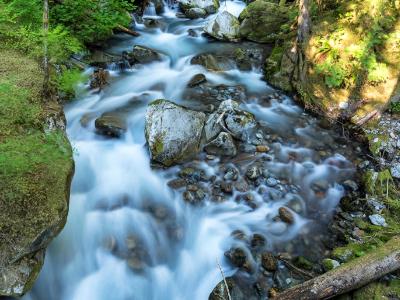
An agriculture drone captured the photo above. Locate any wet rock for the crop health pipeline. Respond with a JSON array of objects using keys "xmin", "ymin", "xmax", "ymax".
[
  {"xmin": 368, "ymin": 214, "xmax": 387, "ymax": 227},
  {"xmin": 266, "ymin": 177, "xmax": 277, "ymax": 187},
  {"xmin": 167, "ymin": 178, "xmax": 187, "ymax": 189},
  {"xmin": 187, "ymin": 73, "xmax": 206, "ymax": 87},
  {"xmin": 231, "ymin": 230, "xmax": 247, "ymax": 241},
  {"xmin": 224, "ymin": 166, "xmax": 239, "ymax": 181},
  {"xmin": 183, "ymin": 83, "xmax": 246, "ymax": 106},
  {"xmin": 178, "ymin": 0, "xmax": 219, "ymax": 15},
  {"xmin": 342, "ymin": 180, "xmax": 358, "ymax": 192},
  {"xmin": 322, "ymin": 258, "xmax": 340, "ymax": 271},
  {"xmin": 145, "ymin": 100, "xmax": 206, "ymax": 166},
  {"xmin": 187, "ymin": 28, "xmax": 198, "ymax": 37},
  {"xmin": 225, "ymin": 247, "xmax": 249, "ymax": 269},
  {"xmin": 238, "ymin": 1, "xmax": 289, "ymax": 43},
  {"xmin": 311, "ymin": 179, "xmax": 329, "ymax": 195},
  {"xmin": 256, "ymin": 145, "xmax": 270, "ymax": 152},
  {"xmin": 261, "ymin": 252, "xmax": 277, "ymax": 272},
  {"xmin": 128, "ymin": 45, "xmax": 161, "ymax": 64},
  {"xmin": 149, "ymin": 0, "xmax": 164, "ymax": 14},
  {"xmin": 234, "ymin": 179, "xmax": 250, "ymax": 192},
  {"xmin": 220, "ymin": 181, "xmax": 234, "ymax": 194},
  {"xmin": 225, "ymin": 110, "xmax": 257, "ymax": 141},
  {"xmin": 186, "ymin": 7, "xmax": 207, "ymax": 19},
  {"xmin": 95, "ymin": 112, "xmax": 127, "ymax": 137},
  {"xmin": 204, "ymin": 11, "xmax": 240, "ymax": 42},
  {"xmin": 204, "ymin": 132, "xmax": 237, "ymax": 157},
  {"xmin": 250, "ymin": 233, "xmax": 266, "ymax": 248},
  {"xmin": 240, "ymin": 144, "xmax": 257, "ymax": 153},
  {"xmin": 90, "ymin": 68, "xmax": 109, "ymax": 90},
  {"xmin": 190, "ymin": 54, "xmax": 224, "ymax": 71},
  {"xmin": 125, "ymin": 235, "xmax": 139, "ymax": 251},
  {"xmin": 143, "ymin": 18, "xmax": 161, "ymax": 28},
  {"xmin": 246, "ymin": 164, "xmax": 261, "ymax": 180},
  {"xmin": 127, "ymin": 256, "xmax": 144, "ymax": 272},
  {"xmin": 278, "ymin": 207, "xmax": 294, "ymax": 224}
]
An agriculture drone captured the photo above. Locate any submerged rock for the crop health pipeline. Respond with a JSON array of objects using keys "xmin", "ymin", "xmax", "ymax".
[
  {"xmin": 278, "ymin": 207, "xmax": 294, "ymax": 224},
  {"xmin": 204, "ymin": 11, "xmax": 240, "ymax": 42},
  {"xmin": 90, "ymin": 68, "xmax": 109, "ymax": 90},
  {"xmin": 145, "ymin": 100, "xmax": 206, "ymax": 166},
  {"xmin": 238, "ymin": 0, "xmax": 289, "ymax": 43}
]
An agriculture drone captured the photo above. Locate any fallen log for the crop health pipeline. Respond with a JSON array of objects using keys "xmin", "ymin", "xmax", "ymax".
[
  {"xmin": 116, "ymin": 25, "xmax": 140, "ymax": 37},
  {"xmin": 273, "ymin": 236, "xmax": 400, "ymax": 300}
]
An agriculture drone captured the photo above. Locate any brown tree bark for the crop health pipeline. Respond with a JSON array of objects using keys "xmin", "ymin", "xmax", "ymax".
[{"xmin": 273, "ymin": 237, "xmax": 400, "ymax": 300}]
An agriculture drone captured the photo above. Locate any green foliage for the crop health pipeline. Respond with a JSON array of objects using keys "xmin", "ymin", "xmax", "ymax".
[
  {"xmin": 57, "ymin": 68, "xmax": 88, "ymax": 99},
  {"xmin": 51, "ymin": 0, "xmax": 134, "ymax": 43},
  {"xmin": 390, "ymin": 101, "xmax": 400, "ymax": 114}
]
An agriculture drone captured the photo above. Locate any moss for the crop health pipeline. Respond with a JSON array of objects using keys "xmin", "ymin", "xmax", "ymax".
[
  {"xmin": 0, "ymin": 48, "xmax": 73, "ymax": 296},
  {"xmin": 353, "ymin": 280, "xmax": 400, "ymax": 300},
  {"xmin": 293, "ymin": 256, "xmax": 314, "ymax": 270},
  {"xmin": 322, "ymin": 258, "xmax": 339, "ymax": 271},
  {"xmin": 238, "ymin": 0, "xmax": 289, "ymax": 43}
]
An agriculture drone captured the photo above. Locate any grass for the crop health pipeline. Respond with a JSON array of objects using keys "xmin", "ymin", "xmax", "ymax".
[{"xmin": 0, "ymin": 47, "xmax": 73, "ymax": 288}]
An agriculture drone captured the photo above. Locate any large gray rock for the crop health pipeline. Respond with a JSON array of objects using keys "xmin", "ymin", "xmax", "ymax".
[
  {"xmin": 204, "ymin": 11, "xmax": 240, "ymax": 42},
  {"xmin": 178, "ymin": 0, "xmax": 219, "ymax": 15},
  {"xmin": 145, "ymin": 100, "xmax": 206, "ymax": 166},
  {"xmin": 95, "ymin": 112, "xmax": 127, "ymax": 138}
]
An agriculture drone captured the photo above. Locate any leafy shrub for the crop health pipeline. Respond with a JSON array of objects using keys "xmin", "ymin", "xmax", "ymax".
[
  {"xmin": 57, "ymin": 68, "xmax": 88, "ymax": 99},
  {"xmin": 51, "ymin": 0, "xmax": 134, "ymax": 43}
]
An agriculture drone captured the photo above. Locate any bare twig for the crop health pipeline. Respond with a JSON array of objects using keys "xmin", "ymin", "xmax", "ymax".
[{"xmin": 217, "ymin": 258, "xmax": 232, "ymax": 300}]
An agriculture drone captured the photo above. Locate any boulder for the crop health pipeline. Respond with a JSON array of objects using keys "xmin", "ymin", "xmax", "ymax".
[
  {"xmin": 95, "ymin": 112, "xmax": 127, "ymax": 137},
  {"xmin": 238, "ymin": 0, "xmax": 289, "ymax": 43},
  {"xmin": 128, "ymin": 45, "xmax": 161, "ymax": 64},
  {"xmin": 145, "ymin": 100, "xmax": 206, "ymax": 166},
  {"xmin": 204, "ymin": 11, "xmax": 240, "ymax": 42},
  {"xmin": 183, "ymin": 84, "xmax": 246, "ymax": 107},
  {"xmin": 186, "ymin": 7, "xmax": 207, "ymax": 19},
  {"xmin": 178, "ymin": 0, "xmax": 219, "ymax": 15}
]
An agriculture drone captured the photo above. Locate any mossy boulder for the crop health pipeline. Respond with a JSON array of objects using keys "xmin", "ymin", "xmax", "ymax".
[
  {"xmin": 178, "ymin": 0, "xmax": 220, "ymax": 15},
  {"xmin": 145, "ymin": 100, "xmax": 206, "ymax": 166},
  {"xmin": 238, "ymin": 0, "xmax": 289, "ymax": 43},
  {"xmin": 0, "ymin": 49, "xmax": 74, "ymax": 297}
]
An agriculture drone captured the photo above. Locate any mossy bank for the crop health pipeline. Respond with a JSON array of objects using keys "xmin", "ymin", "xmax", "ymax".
[{"xmin": 0, "ymin": 48, "xmax": 74, "ymax": 297}]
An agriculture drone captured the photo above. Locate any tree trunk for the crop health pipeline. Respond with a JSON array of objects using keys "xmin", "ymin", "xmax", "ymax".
[
  {"xmin": 273, "ymin": 237, "xmax": 400, "ymax": 300},
  {"xmin": 43, "ymin": 0, "xmax": 50, "ymax": 100}
]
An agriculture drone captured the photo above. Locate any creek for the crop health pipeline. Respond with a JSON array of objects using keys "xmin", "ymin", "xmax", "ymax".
[{"xmin": 27, "ymin": 2, "xmax": 358, "ymax": 299}]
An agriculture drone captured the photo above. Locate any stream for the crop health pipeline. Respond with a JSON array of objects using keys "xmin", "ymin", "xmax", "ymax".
[{"xmin": 27, "ymin": 1, "xmax": 358, "ymax": 299}]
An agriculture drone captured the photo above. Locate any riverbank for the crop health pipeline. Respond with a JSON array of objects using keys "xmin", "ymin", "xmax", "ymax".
[{"xmin": 0, "ymin": 48, "xmax": 74, "ymax": 297}]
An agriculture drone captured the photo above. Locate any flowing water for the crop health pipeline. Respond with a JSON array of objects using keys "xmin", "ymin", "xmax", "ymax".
[{"xmin": 27, "ymin": 2, "xmax": 358, "ymax": 299}]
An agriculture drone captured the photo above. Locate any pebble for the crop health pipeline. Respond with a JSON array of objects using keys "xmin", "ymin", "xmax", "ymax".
[
  {"xmin": 368, "ymin": 214, "xmax": 387, "ymax": 227},
  {"xmin": 246, "ymin": 164, "xmax": 261, "ymax": 180},
  {"xmin": 266, "ymin": 178, "xmax": 278, "ymax": 187},
  {"xmin": 256, "ymin": 145, "xmax": 270, "ymax": 152},
  {"xmin": 261, "ymin": 252, "xmax": 277, "ymax": 272}
]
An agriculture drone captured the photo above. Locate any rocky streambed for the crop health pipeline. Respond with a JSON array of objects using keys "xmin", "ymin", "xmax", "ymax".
[{"xmin": 25, "ymin": 1, "xmax": 396, "ymax": 299}]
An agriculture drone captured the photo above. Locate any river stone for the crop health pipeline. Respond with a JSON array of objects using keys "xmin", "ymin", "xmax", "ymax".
[
  {"xmin": 145, "ymin": 100, "xmax": 206, "ymax": 166},
  {"xmin": 204, "ymin": 11, "xmax": 240, "ymax": 42},
  {"xmin": 186, "ymin": 7, "xmax": 207, "ymax": 19},
  {"xmin": 129, "ymin": 45, "xmax": 161, "ymax": 64},
  {"xmin": 95, "ymin": 112, "xmax": 127, "ymax": 137},
  {"xmin": 204, "ymin": 132, "xmax": 237, "ymax": 157},
  {"xmin": 238, "ymin": 0, "xmax": 289, "ymax": 43},
  {"xmin": 261, "ymin": 252, "xmax": 278, "ymax": 272},
  {"xmin": 278, "ymin": 207, "xmax": 294, "ymax": 224},
  {"xmin": 225, "ymin": 110, "xmax": 256, "ymax": 141},
  {"xmin": 178, "ymin": 0, "xmax": 219, "ymax": 15},
  {"xmin": 390, "ymin": 163, "xmax": 400, "ymax": 179},
  {"xmin": 187, "ymin": 73, "xmax": 206, "ymax": 87},
  {"xmin": 183, "ymin": 84, "xmax": 246, "ymax": 107}
]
